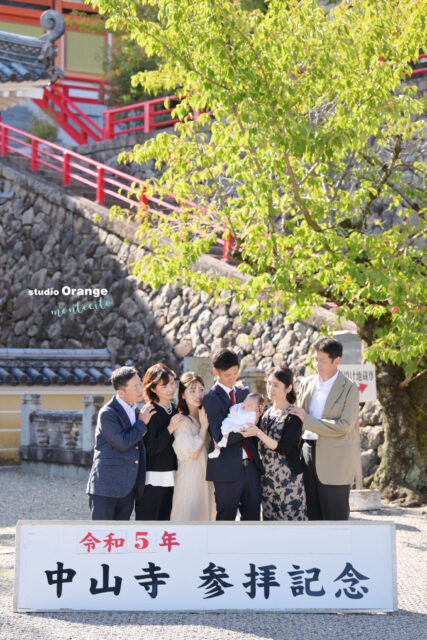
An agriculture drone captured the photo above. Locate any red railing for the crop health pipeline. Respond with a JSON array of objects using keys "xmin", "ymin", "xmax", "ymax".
[
  {"xmin": 411, "ymin": 53, "xmax": 427, "ymax": 75},
  {"xmin": 0, "ymin": 122, "xmax": 233, "ymax": 259},
  {"xmin": 34, "ymin": 76, "xmax": 180, "ymax": 144},
  {"xmin": 35, "ymin": 52, "xmax": 427, "ymax": 145},
  {"xmin": 33, "ymin": 75, "xmax": 109, "ymax": 145},
  {"xmin": 103, "ymin": 94, "xmax": 179, "ymax": 139}
]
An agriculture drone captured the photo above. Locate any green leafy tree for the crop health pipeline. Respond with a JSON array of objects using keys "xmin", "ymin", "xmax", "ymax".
[
  {"xmin": 104, "ymin": 4, "xmax": 163, "ymax": 106},
  {"xmin": 90, "ymin": 0, "xmax": 427, "ymax": 503},
  {"xmin": 67, "ymin": 8, "xmax": 161, "ymax": 106}
]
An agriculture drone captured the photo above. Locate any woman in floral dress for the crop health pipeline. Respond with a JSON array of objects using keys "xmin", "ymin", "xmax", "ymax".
[{"xmin": 242, "ymin": 366, "xmax": 307, "ymax": 521}]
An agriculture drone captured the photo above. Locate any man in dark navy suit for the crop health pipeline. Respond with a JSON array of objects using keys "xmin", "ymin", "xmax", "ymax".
[
  {"xmin": 203, "ymin": 349, "xmax": 263, "ymax": 521},
  {"xmin": 86, "ymin": 366, "xmax": 154, "ymax": 520}
]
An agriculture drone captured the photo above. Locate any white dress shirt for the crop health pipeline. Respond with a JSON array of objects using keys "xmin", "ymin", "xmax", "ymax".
[
  {"xmin": 216, "ymin": 382, "xmax": 247, "ymax": 459},
  {"xmin": 302, "ymin": 370, "xmax": 339, "ymax": 441},
  {"xmin": 116, "ymin": 395, "xmax": 138, "ymax": 426},
  {"xmin": 217, "ymin": 381, "xmax": 234, "ymax": 395}
]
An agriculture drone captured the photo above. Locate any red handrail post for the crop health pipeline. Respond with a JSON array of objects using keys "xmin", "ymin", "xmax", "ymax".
[
  {"xmin": 103, "ymin": 110, "xmax": 114, "ymax": 140},
  {"xmin": 63, "ymin": 152, "xmax": 70, "ymax": 186},
  {"xmin": 31, "ymin": 139, "xmax": 39, "ymax": 171},
  {"xmin": 138, "ymin": 185, "xmax": 148, "ymax": 219},
  {"xmin": 144, "ymin": 102, "xmax": 151, "ymax": 133},
  {"xmin": 41, "ymin": 86, "xmax": 49, "ymax": 109},
  {"xmin": 1, "ymin": 125, "xmax": 8, "ymax": 157},
  {"xmin": 96, "ymin": 167, "xmax": 105, "ymax": 205},
  {"xmin": 223, "ymin": 232, "xmax": 233, "ymax": 260},
  {"xmin": 59, "ymin": 91, "xmax": 66, "ymax": 125}
]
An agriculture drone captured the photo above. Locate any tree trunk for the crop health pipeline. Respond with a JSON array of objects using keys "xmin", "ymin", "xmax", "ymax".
[{"xmin": 371, "ymin": 359, "xmax": 426, "ymax": 505}]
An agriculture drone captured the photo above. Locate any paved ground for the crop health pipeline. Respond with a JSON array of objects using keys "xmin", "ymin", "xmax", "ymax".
[{"xmin": 0, "ymin": 466, "xmax": 426, "ymax": 640}]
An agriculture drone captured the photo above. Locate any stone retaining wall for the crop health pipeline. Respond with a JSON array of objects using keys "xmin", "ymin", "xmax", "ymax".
[
  {"xmin": 0, "ymin": 161, "xmax": 321, "ymax": 377},
  {"xmin": 0, "ymin": 157, "xmax": 381, "ymax": 480}
]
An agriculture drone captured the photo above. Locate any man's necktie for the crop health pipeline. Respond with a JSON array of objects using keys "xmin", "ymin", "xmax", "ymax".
[{"xmin": 229, "ymin": 389, "xmax": 253, "ymax": 461}]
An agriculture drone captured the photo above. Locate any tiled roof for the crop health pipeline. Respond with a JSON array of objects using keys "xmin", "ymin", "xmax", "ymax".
[
  {"xmin": 0, "ymin": 10, "xmax": 65, "ymax": 85},
  {"xmin": 0, "ymin": 348, "xmax": 114, "ymax": 386}
]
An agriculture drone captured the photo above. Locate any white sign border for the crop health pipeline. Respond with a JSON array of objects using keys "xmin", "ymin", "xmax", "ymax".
[{"xmin": 14, "ymin": 520, "xmax": 397, "ymax": 614}]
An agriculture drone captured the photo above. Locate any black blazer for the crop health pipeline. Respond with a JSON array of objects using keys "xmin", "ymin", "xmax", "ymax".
[
  {"xmin": 203, "ymin": 384, "xmax": 264, "ymax": 482},
  {"xmin": 144, "ymin": 403, "xmax": 177, "ymax": 472}
]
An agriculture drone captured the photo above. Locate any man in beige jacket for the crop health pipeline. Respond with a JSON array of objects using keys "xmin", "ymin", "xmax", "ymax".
[{"xmin": 289, "ymin": 337, "xmax": 359, "ymax": 520}]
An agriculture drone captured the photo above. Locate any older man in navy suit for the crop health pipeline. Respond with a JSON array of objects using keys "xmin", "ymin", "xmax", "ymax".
[
  {"xmin": 87, "ymin": 366, "xmax": 154, "ymax": 520},
  {"xmin": 203, "ymin": 349, "xmax": 264, "ymax": 521}
]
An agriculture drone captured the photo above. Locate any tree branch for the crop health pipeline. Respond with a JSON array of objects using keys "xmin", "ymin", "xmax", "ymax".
[
  {"xmin": 357, "ymin": 135, "xmax": 402, "ymax": 230},
  {"xmin": 283, "ymin": 152, "xmax": 323, "ymax": 232},
  {"xmin": 298, "ymin": 161, "xmax": 319, "ymax": 186},
  {"xmin": 399, "ymin": 358, "xmax": 426, "ymax": 388}
]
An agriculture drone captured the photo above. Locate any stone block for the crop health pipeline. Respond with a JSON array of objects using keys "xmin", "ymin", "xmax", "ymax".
[
  {"xmin": 183, "ymin": 356, "xmax": 215, "ymax": 389},
  {"xmin": 12, "ymin": 291, "xmax": 33, "ymax": 321},
  {"xmin": 22, "ymin": 208, "xmax": 34, "ymax": 225},
  {"xmin": 359, "ymin": 425, "xmax": 384, "ymax": 450},
  {"xmin": 240, "ymin": 354, "xmax": 257, "ymax": 370},
  {"xmin": 194, "ymin": 344, "xmax": 210, "ymax": 357},
  {"xmin": 276, "ymin": 332, "xmax": 297, "ymax": 354},
  {"xmin": 30, "ymin": 267, "xmax": 48, "ymax": 290},
  {"xmin": 361, "ymin": 449, "xmax": 378, "ymax": 477},
  {"xmin": 349, "ymin": 489, "xmax": 382, "ymax": 511},
  {"xmin": 194, "ymin": 308, "xmax": 212, "ymax": 330},
  {"xmin": 360, "ymin": 401, "xmax": 383, "ymax": 426},
  {"xmin": 174, "ymin": 339, "xmax": 193, "ymax": 359},
  {"xmin": 210, "ymin": 316, "xmax": 231, "ymax": 338},
  {"xmin": 236, "ymin": 333, "xmax": 252, "ymax": 353},
  {"xmin": 118, "ymin": 298, "xmax": 139, "ymax": 320}
]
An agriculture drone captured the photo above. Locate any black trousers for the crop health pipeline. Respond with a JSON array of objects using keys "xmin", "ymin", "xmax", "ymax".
[
  {"xmin": 135, "ymin": 485, "xmax": 174, "ymax": 520},
  {"xmin": 89, "ymin": 489, "xmax": 135, "ymax": 521},
  {"xmin": 214, "ymin": 461, "xmax": 261, "ymax": 521},
  {"xmin": 301, "ymin": 441, "xmax": 350, "ymax": 521}
]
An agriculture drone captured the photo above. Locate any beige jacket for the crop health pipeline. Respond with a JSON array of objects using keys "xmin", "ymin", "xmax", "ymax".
[{"xmin": 298, "ymin": 371, "xmax": 359, "ymax": 485}]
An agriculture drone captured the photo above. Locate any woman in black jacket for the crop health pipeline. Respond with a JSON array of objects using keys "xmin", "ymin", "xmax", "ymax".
[
  {"xmin": 135, "ymin": 363, "xmax": 179, "ymax": 520},
  {"xmin": 241, "ymin": 367, "xmax": 307, "ymax": 521}
]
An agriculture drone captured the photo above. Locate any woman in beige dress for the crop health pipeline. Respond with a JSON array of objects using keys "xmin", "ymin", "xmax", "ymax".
[{"xmin": 170, "ymin": 372, "xmax": 214, "ymax": 521}]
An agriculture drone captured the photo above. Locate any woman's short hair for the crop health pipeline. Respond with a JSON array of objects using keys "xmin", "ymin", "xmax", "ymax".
[
  {"xmin": 142, "ymin": 363, "xmax": 175, "ymax": 402},
  {"xmin": 268, "ymin": 366, "xmax": 296, "ymax": 404},
  {"xmin": 177, "ymin": 371, "xmax": 205, "ymax": 415}
]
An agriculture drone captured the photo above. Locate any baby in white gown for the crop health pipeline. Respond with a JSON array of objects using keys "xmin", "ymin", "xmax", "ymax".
[{"xmin": 208, "ymin": 393, "xmax": 264, "ymax": 459}]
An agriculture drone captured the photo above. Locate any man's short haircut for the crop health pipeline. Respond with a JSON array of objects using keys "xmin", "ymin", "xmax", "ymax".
[
  {"xmin": 314, "ymin": 337, "xmax": 343, "ymax": 361},
  {"xmin": 143, "ymin": 363, "xmax": 176, "ymax": 402},
  {"xmin": 212, "ymin": 348, "xmax": 239, "ymax": 371},
  {"xmin": 110, "ymin": 366, "xmax": 139, "ymax": 390},
  {"xmin": 246, "ymin": 392, "xmax": 265, "ymax": 406}
]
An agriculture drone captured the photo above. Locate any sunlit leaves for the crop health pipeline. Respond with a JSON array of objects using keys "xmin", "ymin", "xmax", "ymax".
[{"xmin": 90, "ymin": 0, "xmax": 427, "ymax": 379}]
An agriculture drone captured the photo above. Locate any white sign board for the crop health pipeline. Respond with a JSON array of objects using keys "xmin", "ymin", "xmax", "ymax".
[
  {"xmin": 14, "ymin": 521, "xmax": 396, "ymax": 612},
  {"xmin": 339, "ymin": 364, "xmax": 377, "ymax": 401}
]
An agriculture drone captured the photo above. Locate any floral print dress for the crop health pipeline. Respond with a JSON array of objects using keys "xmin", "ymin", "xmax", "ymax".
[{"xmin": 260, "ymin": 408, "xmax": 307, "ymax": 521}]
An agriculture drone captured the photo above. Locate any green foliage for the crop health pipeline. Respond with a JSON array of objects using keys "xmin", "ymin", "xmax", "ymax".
[
  {"xmin": 104, "ymin": 3, "xmax": 165, "ymax": 106},
  {"xmin": 107, "ymin": 36, "xmax": 162, "ymax": 106},
  {"xmin": 89, "ymin": 0, "xmax": 427, "ymax": 382},
  {"xmin": 67, "ymin": 8, "xmax": 163, "ymax": 106},
  {"xmin": 27, "ymin": 116, "xmax": 58, "ymax": 142}
]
